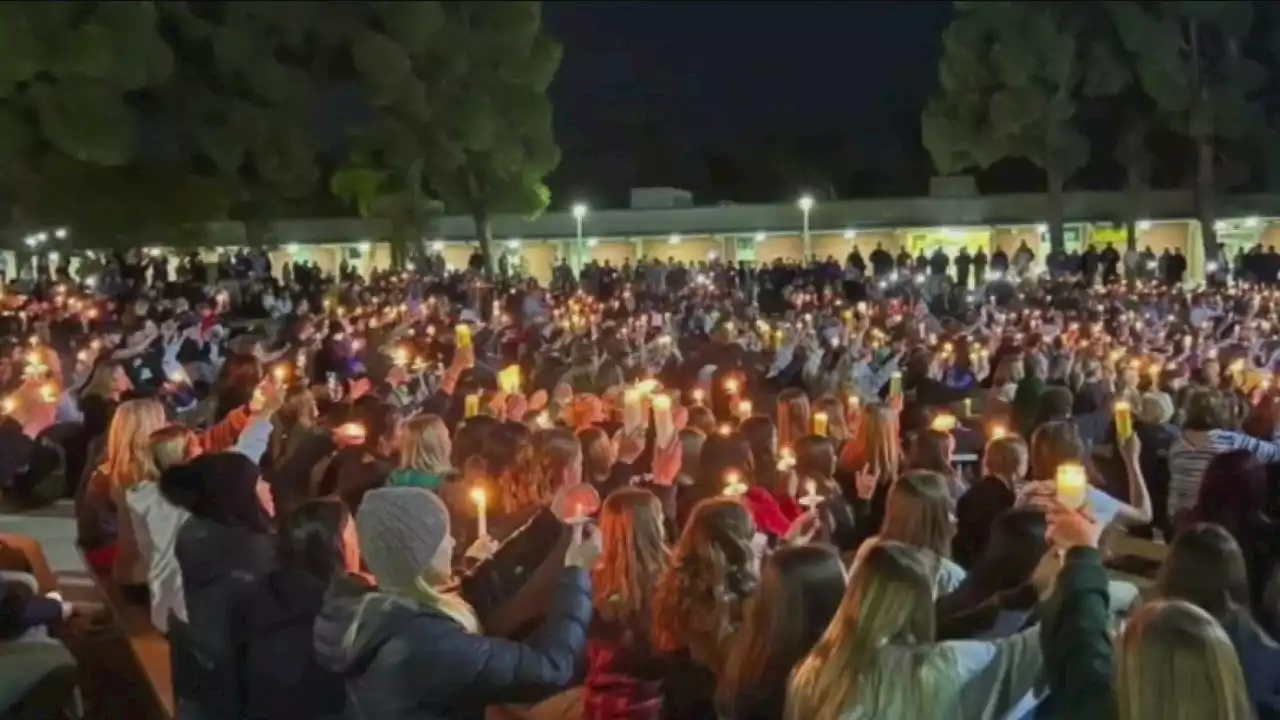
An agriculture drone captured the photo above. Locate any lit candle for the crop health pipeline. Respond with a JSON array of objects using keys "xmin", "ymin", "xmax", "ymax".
[
  {"xmin": 1056, "ymin": 462, "xmax": 1088, "ymax": 510},
  {"xmin": 465, "ymin": 393, "xmax": 481, "ymax": 418},
  {"xmin": 889, "ymin": 371, "xmax": 903, "ymax": 399},
  {"xmin": 723, "ymin": 470, "xmax": 748, "ymax": 496},
  {"xmin": 930, "ymin": 413, "xmax": 957, "ymax": 433},
  {"xmin": 799, "ymin": 480, "xmax": 822, "ymax": 509},
  {"xmin": 623, "ymin": 388, "xmax": 644, "ymax": 432},
  {"xmin": 691, "ymin": 388, "xmax": 706, "ymax": 405},
  {"xmin": 499, "ymin": 365, "xmax": 522, "ymax": 395},
  {"xmin": 717, "ymin": 422, "xmax": 733, "ymax": 436},
  {"xmin": 736, "ymin": 399, "xmax": 753, "ymax": 420},
  {"xmin": 471, "ymin": 487, "xmax": 488, "ymax": 539},
  {"xmin": 652, "ymin": 394, "xmax": 675, "ymax": 447},
  {"xmin": 963, "ymin": 398, "xmax": 972, "ymax": 418},
  {"xmin": 1114, "ymin": 401, "xmax": 1133, "ymax": 440},
  {"xmin": 456, "ymin": 323, "xmax": 472, "ymax": 349},
  {"xmin": 392, "ymin": 347, "xmax": 410, "ymax": 367},
  {"xmin": 772, "ymin": 328, "xmax": 784, "ymax": 352},
  {"xmin": 0, "ymin": 397, "xmax": 13, "ymax": 414},
  {"xmin": 724, "ymin": 377, "xmax": 741, "ymax": 396},
  {"xmin": 272, "ymin": 364, "xmax": 289, "ymax": 384},
  {"xmin": 990, "ymin": 424, "xmax": 1007, "ymax": 440},
  {"xmin": 812, "ymin": 411, "xmax": 829, "ymax": 437},
  {"xmin": 337, "ymin": 422, "xmax": 367, "ymax": 444}
]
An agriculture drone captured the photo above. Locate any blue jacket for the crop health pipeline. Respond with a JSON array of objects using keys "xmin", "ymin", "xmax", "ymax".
[{"xmin": 314, "ymin": 568, "xmax": 592, "ymax": 720}]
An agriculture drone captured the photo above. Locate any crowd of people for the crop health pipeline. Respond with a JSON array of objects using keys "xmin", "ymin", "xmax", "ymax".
[{"xmin": 1, "ymin": 242, "xmax": 1279, "ymax": 719}]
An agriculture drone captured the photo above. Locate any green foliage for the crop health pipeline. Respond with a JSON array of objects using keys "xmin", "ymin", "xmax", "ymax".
[
  {"xmin": 0, "ymin": 2, "xmax": 172, "ymax": 169},
  {"xmin": 331, "ymin": 154, "xmax": 442, "ymax": 268},
  {"xmin": 340, "ymin": 1, "xmax": 561, "ymax": 270},
  {"xmin": 154, "ymin": 2, "xmax": 334, "ymax": 212}
]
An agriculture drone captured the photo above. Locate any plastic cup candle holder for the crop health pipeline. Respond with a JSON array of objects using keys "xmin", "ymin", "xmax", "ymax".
[
  {"xmin": 1056, "ymin": 462, "xmax": 1088, "ymax": 510},
  {"xmin": 799, "ymin": 480, "xmax": 822, "ymax": 509},
  {"xmin": 1114, "ymin": 401, "xmax": 1133, "ymax": 440},
  {"xmin": 812, "ymin": 411, "xmax": 829, "ymax": 437},
  {"xmin": 723, "ymin": 470, "xmax": 748, "ymax": 497}
]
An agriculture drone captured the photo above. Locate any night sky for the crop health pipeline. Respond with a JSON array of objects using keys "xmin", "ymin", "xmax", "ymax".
[{"xmin": 544, "ymin": 1, "xmax": 954, "ymax": 206}]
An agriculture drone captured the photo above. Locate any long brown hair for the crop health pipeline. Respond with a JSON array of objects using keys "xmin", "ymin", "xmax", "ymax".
[
  {"xmin": 592, "ymin": 488, "xmax": 667, "ymax": 637},
  {"xmin": 718, "ymin": 545, "xmax": 846, "ymax": 717},
  {"xmin": 879, "ymin": 470, "xmax": 955, "ymax": 559},
  {"xmin": 839, "ymin": 402, "xmax": 900, "ymax": 481},
  {"xmin": 777, "ymin": 387, "xmax": 811, "ymax": 451},
  {"xmin": 653, "ymin": 497, "xmax": 758, "ymax": 671},
  {"xmin": 1154, "ymin": 523, "xmax": 1250, "ymax": 620},
  {"xmin": 577, "ymin": 426, "xmax": 614, "ymax": 485}
]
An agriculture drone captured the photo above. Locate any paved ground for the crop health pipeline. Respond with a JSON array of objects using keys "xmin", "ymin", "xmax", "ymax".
[{"xmin": 2, "ymin": 501, "xmax": 162, "ymax": 719}]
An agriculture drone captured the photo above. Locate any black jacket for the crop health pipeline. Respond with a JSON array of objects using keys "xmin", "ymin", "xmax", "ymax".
[
  {"xmin": 174, "ymin": 517, "xmax": 276, "ymax": 718},
  {"xmin": 243, "ymin": 566, "xmax": 346, "ymax": 720},
  {"xmin": 314, "ymin": 569, "xmax": 592, "ymax": 720}
]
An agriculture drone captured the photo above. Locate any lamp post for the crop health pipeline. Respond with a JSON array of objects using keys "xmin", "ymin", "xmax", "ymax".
[
  {"xmin": 797, "ymin": 194, "xmax": 815, "ymax": 259},
  {"xmin": 571, "ymin": 202, "xmax": 588, "ymax": 274}
]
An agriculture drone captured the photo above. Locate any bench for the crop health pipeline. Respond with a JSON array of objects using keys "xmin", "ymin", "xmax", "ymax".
[{"xmin": 77, "ymin": 552, "xmax": 173, "ymax": 720}]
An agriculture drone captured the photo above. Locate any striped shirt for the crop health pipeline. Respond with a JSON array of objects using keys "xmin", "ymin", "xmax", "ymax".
[{"xmin": 1167, "ymin": 430, "xmax": 1280, "ymax": 518}]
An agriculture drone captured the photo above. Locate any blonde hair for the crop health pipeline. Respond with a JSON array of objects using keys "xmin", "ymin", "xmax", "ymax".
[
  {"xmin": 97, "ymin": 398, "xmax": 166, "ymax": 493},
  {"xmin": 399, "ymin": 415, "xmax": 451, "ymax": 475},
  {"xmin": 879, "ymin": 470, "xmax": 955, "ymax": 560},
  {"xmin": 148, "ymin": 425, "xmax": 197, "ymax": 482},
  {"xmin": 839, "ymin": 403, "xmax": 900, "ymax": 481},
  {"xmin": 786, "ymin": 540, "xmax": 944, "ymax": 719},
  {"xmin": 1116, "ymin": 600, "xmax": 1252, "ymax": 720},
  {"xmin": 982, "ymin": 435, "xmax": 1028, "ymax": 480}
]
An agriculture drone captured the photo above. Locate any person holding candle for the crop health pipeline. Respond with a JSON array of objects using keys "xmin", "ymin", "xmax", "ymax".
[
  {"xmin": 313, "ymin": 486, "xmax": 601, "ymax": 720},
  {"xmin": 1020, "ymin": 421, "xmax": 1151, "ymax": 531}
]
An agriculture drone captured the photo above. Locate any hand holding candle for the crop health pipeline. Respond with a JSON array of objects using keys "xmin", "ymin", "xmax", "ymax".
[
  {"xmin": 723, "ymin": 469, "xmax": 748, "ymax": 496},
  {"xmin": 652, "ymin": 393, "xmax": 675, "ymax": 447},
  {"xmin": 812, "ymin": 411, "xmax": 829, "ymax": 437},
  {"xmin": 799, "ymin": 479, "xmax": 822, "ymax": 509},
  {"xmin": 1114, "ymin": 400, "xmax": 1133, "ymax": 440},
  {"xmin": 1055, "ymin": 462, "xmax": 1088, "ymax": 511},
  {"xmin": 465, "ymin": 393, "xmax": 481, "ymax": 418}
]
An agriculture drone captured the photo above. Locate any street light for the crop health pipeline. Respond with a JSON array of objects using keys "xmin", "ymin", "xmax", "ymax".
[
  {"xmin": 797, "ymin": 195, "xmax": 815, "ymax": 258},
  {"xmin": 571, "ymin": 202, "xmax": 588, "ymax": 272}
]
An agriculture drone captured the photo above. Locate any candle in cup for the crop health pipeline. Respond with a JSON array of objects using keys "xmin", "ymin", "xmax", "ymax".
[
  {"xmin": 930, "ymin": 413, "xmax": 957, "ymax": 433},
  {"xmin": 724, "ymin": 377, "xmax": 741, "ymax": 396},
  {"xmin": 812, "ymin": 411, "xmax": 829, "ymax": 437},
  {"xmin": 736, "ymin": 399, "xmax": 753, "ymax": 420},
  {"xmin": 456, "ymin": 324, "xmax": 472, "ymax": 349},
  {"xmin": 652, "ymin": 394, "xmax": 675, "ymax": 447},
  {"xmin": 799, "ymin": 480, "xmax": 822, "ymax": 509},
  {"xmin": 623, "ymin": 388, "xmax": 644, "ymax": 432},
  {"xmin": 963, "ymin": 398, "xmax": 972, "ymax": 418},
  {"xmin": 1055, "ymin": 462, "xmax": 1088, "ymax": 510},
  {"xmin": 1114, "ymin": 401, "xmax": 1133, "ymax": 439},
  {"xmin": 990, "ymin": 424, "xmax": 1007, "ymax": 440},
  {"xmin": 272, "ymin": 364, "xmax": 290, "ymax": 384},
  {"xmin": 691, "ymin": 388, "xmax": 706, "ymax": 405},
  {"xmin": 499, "ymin": 365, "xmax": 522, "ymax": 395},
  {"xmin": 465, "ymin": 393, "xmax": 481, "ymax": 418},
  {"xmin": 337, "ymin": 422, "xmax": 367, "ymax": 444},
  {"xmin": 471, "ymin": 487, "xmax": 488, "ymax": 539},
  {"xmin": 722, "ymin": 470, "xmax": 748, "ymax": 496}
]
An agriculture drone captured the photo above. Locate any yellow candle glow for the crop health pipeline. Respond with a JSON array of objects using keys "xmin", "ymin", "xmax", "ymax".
[
  {"xmin": 930, "ymin": 413, "xmax": 957, "ymax": 433},
  {"xmin": 812, "ymin": 411, "xmax": 829, "ymax": 437},
  {"xmin": 464, "ymin": 393, "xmax": 481, "ymax": 418},
  {"xmin": 623, "ymin": 388, "xmax": 644, "ymax": 432},
  {"xmin": 337, "ymin": 422, "xmax": 367, "ymax": 444},
  {"xmin": 1114, "ymin": 401, "xmax": 1133, "ymax": 440},
  {"xmin": 1056, "ymin": 462, "xmax": 1088, "ymax": 510},
  {"xmin": 724, "ymin": 377, "xmax": 741, "ymax": 396},
  {"xmin": 499, "ymin": 365, "xmax": 522, "ymax": 395},
  {"xmin": 691, "ymin": 388, "xmax": 706, "ymax": 405},
  {"xmin": 0, "ymin": 397, "xmax": 13, "ymax": 414},
  {"xmin": 392, "ymin": 347, "xmax": 411, "ymax": 367},
  {"xmin": 470, "ymin": 487, "xmax": 488, "ymax": 539},
  {"xmin": 456, "ymin": 323, "xmax": 472, "ymax": 348},
  {"xmin": 963, "ymin": 398, "xmax": 972, "ymax": 417},
  {"xmin": 799, "ymin": 479, "xmax": 822, "ymax": 509},
  {"xmin": 652, "ymin": 394, "xmax": 675, "ymax": 447},
  {"xmin": 723, "ymin": 470, "xmax": 747, "ymax": 496},
  {"xmin": 38, "ymin": 383, "xmax": 57, "ymax": 404},
  {"xmin": 736, "ymin": 399, "xmax": 753, "ymax": 419},
  {"xmin": 990, "ymin": 424, "xmax": 1007, "ymax": 440},
  {"xmin": 889, "ymin": 371, "xmax": 903, "ymax": 399},
  {"xmin": 272, "ymin": 364, "xmax": 290, "ymax": 384}
]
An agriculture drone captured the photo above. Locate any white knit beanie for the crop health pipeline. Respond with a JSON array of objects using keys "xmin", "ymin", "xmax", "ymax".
[{"xmin": 356, "ymin": 487, "xmax": 450, "ymax": 588}]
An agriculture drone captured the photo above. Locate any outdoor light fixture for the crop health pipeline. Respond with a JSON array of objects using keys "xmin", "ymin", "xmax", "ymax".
[
  {"xmin": 358, "ymin": 242, "xmax": 372, "ymax": 252},
  {"xmin": 1207, "ymin": 261, "xmax": 1220, "ymax": 274},
  {"xmin": 797, "ymin": 195, "xmax": 815, "ymax": 212},
  {"xmin": 23, "ymin": 236, "xmax": 37, "ymax": 248},
  {"xmin": 1246, "ymin": 216, "xmax": 1261, "ymax": 228},
  {"xmin": 668, "ymin": 233, "xmax": 681, "ymax": 245},
  {"xmin": 431, "ymin": 240, "xmax": 445, "ymax": 252},
  {"xmin": 571, "ymin": 202, "xmax": 588, "ymax": 220},
  {"xmin": 754, "ymin": 231, "xmax": 766, "ymax": 243},
  {"xmin": 506, "ymin": 238, "xmax": 520, "ymax": 249},
  {"xmin": 1137, "ymin": 220, "xmax": 1152, "ymax": 231},
  {"xmin": 54, "ymin": 228, "xmax": 67, "ymax": 240},
  {"xmin": 586, "ymin": 237, "xmax": 599, "ymax": 248}
]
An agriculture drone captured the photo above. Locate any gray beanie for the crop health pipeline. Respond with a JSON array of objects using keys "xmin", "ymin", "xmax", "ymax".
[{"xmin": 356, "ymin": 487, "xmax": 450, "ymax": 588}]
